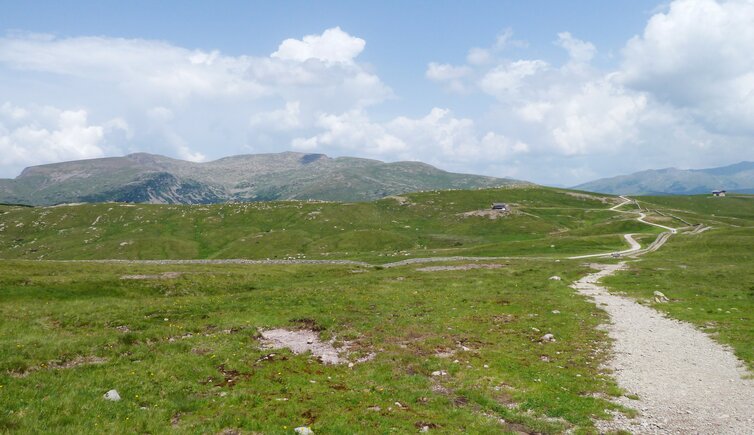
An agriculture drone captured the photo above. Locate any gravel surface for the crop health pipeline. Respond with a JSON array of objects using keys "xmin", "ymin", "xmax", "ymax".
[{"xmin": 573, "ymin": 263, "xmax": 754, "ymax": 434}]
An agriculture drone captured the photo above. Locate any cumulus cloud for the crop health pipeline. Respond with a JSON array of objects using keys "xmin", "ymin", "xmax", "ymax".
[
  {"xmin": 556, "ymin": 32, "xmax": 596, "ymax": 64},
  {"xmin": 250, "ymin": 101, "xmax": 303, "ymax": 131},
  {"xmin": 272, "ymin": 27, "xmax": 366, "ymax": 64},
  {"xmin": 426, "ymin": 63, "xmax": 472, "ymax": 92},
  {"xmin": 0, "ymin": 28, "xmax": 392, "ymax": 176},
  {"xmin": 619, "ymin": 0, "xmax": 754, "ymax": 134},
  {"xmin": 426, "ymin": 63, "xmax": 471, "ymax": 81},
  {"xmin": 291, "ymin": 107, "xmax": 529, "ymax": 168},
  {"xmin": 0, "ymin": 102, "xmax": 127, "ymax": 170},
  {"xmin": 479, "ymin": 60, "xmax": 549, "ymax": 97}
]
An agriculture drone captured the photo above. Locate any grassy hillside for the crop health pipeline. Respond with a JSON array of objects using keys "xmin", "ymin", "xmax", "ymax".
[
  {"xmin": 603, "ymin": 194, "xmax": 754, "ymax": 368},
  {"xmin": 1, "ymin": 187, "xmax": 753, "ymax": 432},
  {"xmin": 0, "ymin": 187, "xmax": 646, "ymax": 261}
]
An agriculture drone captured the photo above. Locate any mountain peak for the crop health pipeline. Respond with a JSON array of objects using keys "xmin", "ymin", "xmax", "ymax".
[
  {"xmin": 1, "ymin": 152, "xmax": 520, "ymax": 205},
  {"xmin": 574, "ymin": 161, "xmax": 754, "ymax": 195}
]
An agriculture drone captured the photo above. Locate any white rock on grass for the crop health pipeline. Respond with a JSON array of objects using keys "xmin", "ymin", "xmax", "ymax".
[
  {"xmin": 103, "ymin": 389, "xmax": 121, "ymax": 401},
  {"xmin": 294, "ymin": 427, "xmax": 314, "ymax": 434},
  {"xmin": 549, "ymin": 276, "xmax": 562, "ymax": 281},
  {"xmin": 431, "ymin": 370, "xmax": 447, "ymax": 377},
  {"xmin": 541, "ymin": 333, "xmax": 556, "ymax": 342},
  {"xmin": 654, "ymin": 291, "xmax": 670, "ymax": 303}
]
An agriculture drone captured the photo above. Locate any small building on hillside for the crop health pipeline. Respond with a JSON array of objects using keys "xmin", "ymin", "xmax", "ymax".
[
  {"xmin": 491, "ymin": 202, "xmax": 508, "ymax": 211},
  {"xmin": 712, "ymin": 190, "xmax": 727, "ymax": 197}
]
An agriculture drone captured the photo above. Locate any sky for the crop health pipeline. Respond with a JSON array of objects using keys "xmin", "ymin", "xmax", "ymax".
[{"xmin": 0, "ymin": 0, "xmax": 753, "ymax": 186}]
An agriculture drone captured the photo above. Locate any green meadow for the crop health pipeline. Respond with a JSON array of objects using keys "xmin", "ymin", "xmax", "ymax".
[{"xmin": 1, "ymin": 186, "xmax": 752, "ymax": 433}]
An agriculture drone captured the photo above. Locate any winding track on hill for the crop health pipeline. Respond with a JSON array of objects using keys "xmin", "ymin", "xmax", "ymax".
[
  {"xmin": 569, "ymin": 195, "xmax": 677, "ymax": 260},
  {"xmin": 567, "ymin": 197, "xmax": 754, "ymax": 433}
]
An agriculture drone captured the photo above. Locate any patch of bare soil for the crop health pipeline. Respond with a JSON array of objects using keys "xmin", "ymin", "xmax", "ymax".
[
  {"xmin": 120, "ymin": 271, "xmax": 184, "ymax": 280},
  {"xmin": 458, "ymin": 209, "xmax": 508, "ymax": 220},
  {"xmin": 416, "ymin": 263, "xmax": 505, "ymax": 272},
  {"xmin": 259, "ymin": 329, "xmax": 374, "ymax": 365}
]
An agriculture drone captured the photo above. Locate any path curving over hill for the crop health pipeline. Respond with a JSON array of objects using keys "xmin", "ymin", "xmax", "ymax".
[
  {"xmin": 569, "ymin": 196, "xmax": 678, "ymax": 260},
  {"xmin": 573, "ymin": 263, "xmax": 754, "ymax": 434}
]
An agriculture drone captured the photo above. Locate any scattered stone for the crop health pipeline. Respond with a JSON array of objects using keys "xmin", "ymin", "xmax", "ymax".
[
  {"xmin": 419, "ymin": 426, "xmax": 430, "ymax": 433},
  {"xmin": 431, "ymin": 370, "xmax": 447, "ymax": 377},
  {"xmin": 549, "ymin": 276, "xmax": 562, "ymax": 281},
  {"xmin": 551, "ymin": 310, "xmax": 561, "ymax": 314},
  {"xmin": 540, "ymin": 333, "xmax": 556, "ymax": 342},
  {"xmin": 653, "ymin": 291, "xmax": 670, "ymax": 303},
  {"xmin": 294, "ymin": 427, "xmax": 314, "ymax": 435},
  {"xmin": 367, "ymin": 405, "xmax": 381, "ymax": 412},
  {"xmin": 103, "ymin": 389, "xmax": 121, "ymax": 401}
]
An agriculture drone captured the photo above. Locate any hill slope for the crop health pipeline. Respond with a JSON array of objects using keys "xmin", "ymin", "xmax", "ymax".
[
  {"xmin": 0, "ymin": 186, "xmax": 645, "ymax": 261},
  {"xmin": 0, "ymin": 152, "xmax": 520, "ymax": 205},
  {"xmin": 573, "ymin": 161, "xmax": 754, "ymax": 195}
]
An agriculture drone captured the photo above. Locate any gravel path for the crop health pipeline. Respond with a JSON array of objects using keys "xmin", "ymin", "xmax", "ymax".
[{"xmin": 573, "ymin": 263, "xmax": 754, "ymax": 434}]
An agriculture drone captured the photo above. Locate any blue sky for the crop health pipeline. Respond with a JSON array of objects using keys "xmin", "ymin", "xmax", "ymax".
[{"xmin": 1, "ymin": 0, "xmax": 752, "ymax": 185}]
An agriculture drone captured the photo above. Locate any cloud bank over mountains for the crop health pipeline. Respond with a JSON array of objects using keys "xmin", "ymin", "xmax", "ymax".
[{"xmin": 0, "ymin": 0, "xmax": 752, "ymax": 185}]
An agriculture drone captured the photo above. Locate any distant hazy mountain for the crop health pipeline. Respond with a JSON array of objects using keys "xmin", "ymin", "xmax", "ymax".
[
  {"xmin": 574, "ymin": 161, "xmax": 754, "ymax": 195},
  {"xmin": 0, "ymin": 152, "xmax": 521, "ymax": 205}
]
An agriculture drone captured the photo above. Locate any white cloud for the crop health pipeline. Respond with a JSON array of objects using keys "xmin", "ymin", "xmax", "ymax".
[
  {"xmin": 479, "ymin": 60, "xmax": 548, "ymax": 96},
  {"xmin": 619, "ymin": 0, "xmax": 754, "ymax": 134},
  {"xmin": 272, "ymin": 27, "xmax": 365, "ymax": 64},
  {"xmin": 292, "ymin": 107, "xmax": 529, "ymax": 167},
  {"xmin": 0, "ymin": 28, "xmax": 392, "ymax": 176},
  {"xmin": 550, "ymin": 79, "xmax": 648, "ymax": 155},
  {"xmin": 0, "ymin": 103, "xmax": 122, "ymax": 169},
  {"xmin": 177, "ymin": 145, "xmax": 206, "ymax": 162},
  {"xmin": 556, "ymin": 32, "xmax": 596, "ymax": 64},
  {"xmin": 425, "ymin": 62, "xmax": 472, "ymax": 93},
  {"xmin": 250, "ymin": 101, "xmax": 302, "ymax": 131},
  {"xmin": 426, "ymin": 63, "xmax": 471, "ymax": 81},
  {"xmin": 466, "ymin": 48, "xmax": 491, "ymax": 66}
]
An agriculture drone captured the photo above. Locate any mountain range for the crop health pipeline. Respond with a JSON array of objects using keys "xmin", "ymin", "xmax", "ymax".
[
  {"xmin": 0, "ymin": 152, "xmax": 519, "ymax": 205},
  {"xmin": 574, "ymin": 161, "xmax": 754, "ymax": 195}
]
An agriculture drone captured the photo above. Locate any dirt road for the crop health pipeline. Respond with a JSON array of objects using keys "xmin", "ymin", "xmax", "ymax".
[{"xmin": 573, "ymin": 263, "xmax": 754, "ymax": 434}]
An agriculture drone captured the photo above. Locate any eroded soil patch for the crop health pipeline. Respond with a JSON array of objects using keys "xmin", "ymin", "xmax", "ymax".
[{"xmin": 259, "ymin": 329, "xmax": 373, "ymax": 365}]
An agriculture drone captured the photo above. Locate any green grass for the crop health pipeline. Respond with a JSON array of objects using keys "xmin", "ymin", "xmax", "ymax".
[
  {"xmin": 0, "ymin": 186, "xmax": 644, "ymax": 262},
  {"xmin": 2, "ymin": 187, "xmax": 753, "ymax": 432},
  {"xmin": 0, "ymin": 259, "xmax": 628, "ymax": 433},
  {"xmin": 603, "ymin": 194, "xmax": 754, "ymax": 369}
]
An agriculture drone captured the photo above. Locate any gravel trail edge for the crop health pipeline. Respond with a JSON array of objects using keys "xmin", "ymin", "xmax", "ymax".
[{"xmin": 573, "ymin": 262, "xmax": 754, "ymax": 434}]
